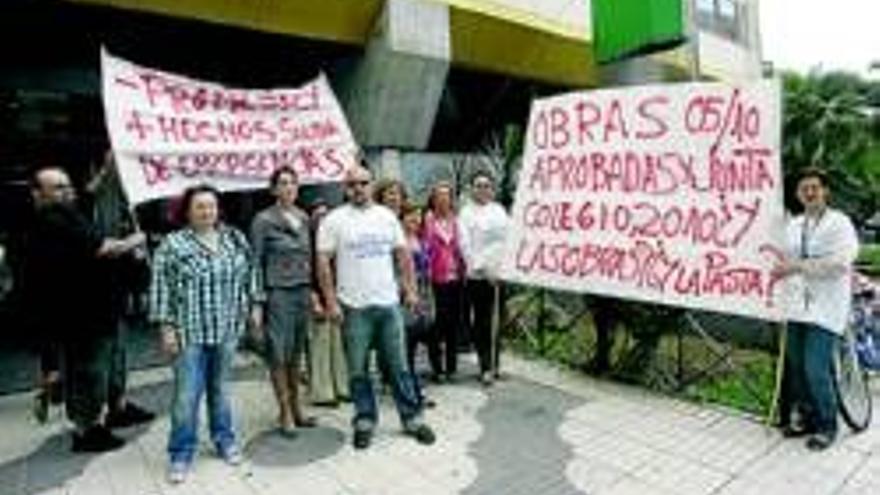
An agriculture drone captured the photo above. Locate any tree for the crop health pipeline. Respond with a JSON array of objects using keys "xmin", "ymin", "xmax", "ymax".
[{"xmin": 782, "ymin": 71, "xmax": 880, "ymax": 222}]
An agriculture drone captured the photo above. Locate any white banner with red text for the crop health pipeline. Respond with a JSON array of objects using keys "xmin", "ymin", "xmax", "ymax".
[
  {"xmin": 499, "ymin": 80, "xmax": 792, "ymax": 321},
  {"xmin": 101, "ymin": 49, "xmax": 358, "ymax": 205}
]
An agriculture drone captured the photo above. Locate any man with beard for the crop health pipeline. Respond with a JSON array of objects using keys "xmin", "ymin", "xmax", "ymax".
[{"xmin": 24, "ymin": 165, "xmax": 152, "ymax": 452}]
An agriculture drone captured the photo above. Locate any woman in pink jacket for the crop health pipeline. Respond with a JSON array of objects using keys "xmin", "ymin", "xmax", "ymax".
[{"xmin": 423, "ymin": 181, "xmax": 466, "ymax": 381}]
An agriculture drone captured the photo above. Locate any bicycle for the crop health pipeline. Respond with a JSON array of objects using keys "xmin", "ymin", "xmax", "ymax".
[{"xmin": 834, "ymin": 276, "xmax": 879, "ymax": 432}]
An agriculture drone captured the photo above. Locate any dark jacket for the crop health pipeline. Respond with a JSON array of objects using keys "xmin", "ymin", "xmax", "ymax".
[
  {"xmin": 250, "ymin": 205, "xmax": 312, "ymax": 290},
  {"xmin": 21, "ymin": 203, "xmax": 116, "ymax": 336}
]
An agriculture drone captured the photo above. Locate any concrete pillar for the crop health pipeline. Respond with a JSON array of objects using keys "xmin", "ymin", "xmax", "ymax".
[
  {"xmin": 340, "ymin": 0, "xmax": 450, "ymax": 150},
  {"xmin": 377, "ymin": 148, "xmax": 403, "ymax": 180},
  {"xmin": 599, "ymin": 57, "xmax": 672, "ymax": 86}
]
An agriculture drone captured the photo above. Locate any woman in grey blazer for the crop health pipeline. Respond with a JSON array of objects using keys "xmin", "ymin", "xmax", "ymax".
[{"xmin": 250, "ymin": 166, "xmax": 316, "ymax": 436}]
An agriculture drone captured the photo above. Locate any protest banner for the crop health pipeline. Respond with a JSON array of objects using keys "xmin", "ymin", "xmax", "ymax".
[
  {"xmin": 499, "ymin": 80, "xmax": 789, "ymax": 321},
  {"xmin": 101, "ymin": 49, "xmax": 358, "ymax": 205}
]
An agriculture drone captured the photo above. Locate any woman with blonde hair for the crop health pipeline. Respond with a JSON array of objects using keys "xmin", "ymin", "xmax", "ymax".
[
  {"xmin": 374, "ymin": 178, "xmax": 408, "ymax": 217},
  {"xmin": 423, "ymin": 181, "xmax": 466, "ymax": 382}
]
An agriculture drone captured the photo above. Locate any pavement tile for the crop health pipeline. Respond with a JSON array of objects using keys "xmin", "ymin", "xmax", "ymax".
[
  {"xmin": 569, "ymin": 430, "xmax": 656, "ymax": 473},
  {"xmin": 727, "ymin": 439, "xmax": 866, "ymax": 495},
  {"xmin": 565, "ymin": 457, "xmax": 628, "ymax": 494},
  {"xmin": 630, "ymin": 450, "xmax": 730, "ymax": 495},
  {"xmin": 715, "ymin": 475, "xmax": 802, "ymax": 495},
  {"xmin": 102, "ymin": 444, "xmax": 163, "ymax": 495},
  {"xmin": 599, "ymin": 474, "xmax": 676, "ymax": 495},
  {"xmin": 65, "ymin": 463, "xmax": 113, "ymax": 495},
  {"xmin": 0, "ymin": 354, "xmax": 876, "ymax": 495},
  {"xmin": 841, "ymin": 415, "xmax": 880, "ymax": 453}
]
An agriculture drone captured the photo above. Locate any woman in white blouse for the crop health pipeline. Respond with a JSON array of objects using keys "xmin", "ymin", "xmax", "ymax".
[
  {"xmin": 459, "ymin": 171, "xmax": 510, "ymax": 385},
  {"xmin": 773, "ymin": 167, "xmax": 860, "ymax": 451}
]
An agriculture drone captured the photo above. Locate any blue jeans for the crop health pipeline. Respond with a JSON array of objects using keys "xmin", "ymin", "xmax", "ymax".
[
  {"xmin": 781, "ymin": 322, "xmax": 840, "ymax": 434},
  {"xmin": 343, "ymin": 304, "xmax": 422, "ymax": 431},
  {"xmin": 168, "ymin": 340, "xmax": 237, "ymax": 465}
]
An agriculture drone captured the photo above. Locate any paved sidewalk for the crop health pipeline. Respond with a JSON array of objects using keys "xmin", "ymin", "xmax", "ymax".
[{"xmin": 1, "ymin": 354, "xmax": 879, "ymax": 495}]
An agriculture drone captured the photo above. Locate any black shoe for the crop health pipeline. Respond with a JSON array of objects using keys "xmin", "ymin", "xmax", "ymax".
[
  {"xmin": 278, "ymin": 424, "xmax": 299, "ymax": 440},
  {"xmin": 72, "ymin": 426, "xmax": 125, "ymax": 453},
  {"xmin": 106, "ymin": 403, "xmax": 156, "ymax": 428},
  {"xmin": 404, "ymin": 424, "xmax": 436, "ymax": 445},
  {"xmin": 33, "ymin": 392, "xmax": 50, "ymax": 424},
  {"xmin": 806, "ymin": 432, "xmax": 836, "ymax": 451},
  {"xmin": 353, "ymin": 429, "xmax": 373, "ymax": 450},
  {"xmin": 781, "ymin": 424, "xmax": 814, "ymax": 438},
  {"xmin": 294, "ymin": 416, "xmax": 318, "ymax": 428}
]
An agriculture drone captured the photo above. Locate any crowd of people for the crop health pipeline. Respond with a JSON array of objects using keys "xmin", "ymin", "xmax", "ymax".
[
  {"xmin": 21, "ymin": 158, "xmax": 511, "ymax": 484},
  {"xmin": 16, "ymin": 156, "xmax": 860, "ymax": 491}
]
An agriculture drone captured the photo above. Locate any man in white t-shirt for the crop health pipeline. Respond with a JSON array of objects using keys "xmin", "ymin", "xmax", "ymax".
[{"xmin": 316, "ymin": 165, "xmax": 435, "ymax": 450}]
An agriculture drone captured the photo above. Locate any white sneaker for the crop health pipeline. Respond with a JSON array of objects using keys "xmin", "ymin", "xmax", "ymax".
[
  {"xmin": 167, "ymin": 462, "xmax": 189, "ymax": 484},
  {"xmin": 220, "ymin": 446, "xmax": 243, "ymax": 466},
  {"xmin": 480, "ymin": 371, "xmax": 494, "ymax": 386}
]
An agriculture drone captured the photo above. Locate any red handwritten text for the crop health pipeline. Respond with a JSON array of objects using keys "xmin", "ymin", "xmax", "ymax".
[
  {"xmin": 138, "ymin": 147, "xmax": 347, "ymax": 186},
  {"xmin": 531, "ymin": 94, "xmax": 672, "ymax": 150}
]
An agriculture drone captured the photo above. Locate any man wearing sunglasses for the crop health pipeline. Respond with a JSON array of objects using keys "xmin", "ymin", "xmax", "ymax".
[{"xmin": 316, "ymin": 165, "xmax": 436, "ymax": 450}]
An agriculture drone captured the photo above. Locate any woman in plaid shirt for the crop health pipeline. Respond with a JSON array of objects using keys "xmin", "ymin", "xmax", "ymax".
[{"xmin": 149, "ymin": 184, "xmax": 263, "ymax": 484}]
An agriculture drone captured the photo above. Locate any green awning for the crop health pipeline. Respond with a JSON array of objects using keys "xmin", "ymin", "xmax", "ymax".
[{"xmin": 592, "ymin": 0, "xmax": 686, "ymax": 64}]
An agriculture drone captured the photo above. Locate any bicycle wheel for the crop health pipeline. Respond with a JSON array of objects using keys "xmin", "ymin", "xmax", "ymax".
[{"xmin": 834, "ymin": 325, "xmax": 873, "ymax": 432}]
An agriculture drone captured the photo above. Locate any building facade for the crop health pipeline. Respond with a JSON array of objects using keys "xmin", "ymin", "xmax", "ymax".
[{"xmin": 0, "ymin": 0, "xmax": 763, "ymax": 361}]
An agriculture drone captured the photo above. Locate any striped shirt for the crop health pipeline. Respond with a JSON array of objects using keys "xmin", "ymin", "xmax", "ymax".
[{"xmin": 149, "ymin": 225, "xmax": 264, "ymax": 347}]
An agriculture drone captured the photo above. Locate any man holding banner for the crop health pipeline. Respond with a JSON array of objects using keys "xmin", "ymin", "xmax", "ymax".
[
  {"xmin": 25, "ymin": 165, "xmax": 148, "ymax": 452},
  {"xmin": 773, "ymin": 167, "xmax": 860, "ymax": 451}
]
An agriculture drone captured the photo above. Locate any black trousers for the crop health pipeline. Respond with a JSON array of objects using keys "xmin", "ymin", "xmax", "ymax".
[
  {"xmin": 468, "ymin": 279, "xmax": 499, "ymax": 374},
  {"xmin": 63, "ymin": 322, "xmax": 127, "ymax": 429},
  {"xmin": 406, "ymin": 317, "xmax": 441, "ymax": 378},
  {"xmin": 405, "ymin": 316, "xmax": 439, "ymax": 403},
  {"xmin": 433, "ymin": 281, "xmax": 464, "ymax": 376},
  {"xmin": 39, "ymin": 340, "xmax": 62, "ymax": 375}
]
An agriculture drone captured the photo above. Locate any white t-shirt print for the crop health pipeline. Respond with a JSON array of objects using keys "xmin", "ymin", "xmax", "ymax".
[{"xmin": 317, "ymin": 203, "xmax": 405, "ymax": 308}]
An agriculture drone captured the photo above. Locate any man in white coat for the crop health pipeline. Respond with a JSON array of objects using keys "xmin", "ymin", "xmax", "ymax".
[{"xmin": 773, "ymin": 167, "xmax": 860, "ymax": 451}]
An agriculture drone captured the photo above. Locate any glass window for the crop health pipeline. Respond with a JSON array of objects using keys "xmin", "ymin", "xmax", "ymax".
[
  {"xmin": 696, "ymin": 0, "xmax": 716, "ymax": 14},
  {"xmin": 719, "ymin": 0, "xmax": 737, "ymax": 19}
]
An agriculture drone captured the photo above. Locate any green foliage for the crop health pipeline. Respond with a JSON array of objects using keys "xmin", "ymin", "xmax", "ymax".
[
  {"xmin": 859, "ymin": 244, "xmax": 880, "ymax": 274},
  {"xmin": 687, "ymin": 353, "xmax": 776, "ymax": 416},
  {"xmin": 782, "ymin": 71, "xmax": 880, "ymax": 221},
  {"xmin": 505, "ymin": 311, "xmax": 777, "ymax": 416}
]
